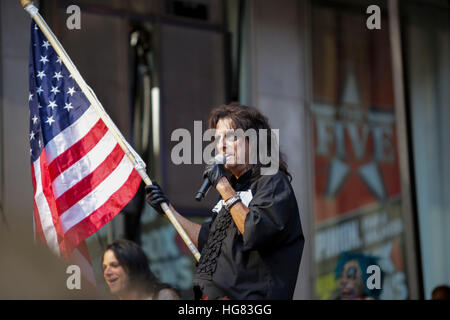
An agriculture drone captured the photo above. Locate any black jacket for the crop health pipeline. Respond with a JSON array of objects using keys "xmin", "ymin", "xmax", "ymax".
[{"xmin": 193, "ymin": 170, "xmax": 305, "ymax": 300}]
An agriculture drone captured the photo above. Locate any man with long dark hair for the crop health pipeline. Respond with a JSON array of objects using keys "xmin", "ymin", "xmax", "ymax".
[
  {"xmin": 102, "ymin": 239, "xmax": 180, "ymax": 300},
  {"xmin": 146, "ymin": 103, "xmax": 304, "ymax": 299}
]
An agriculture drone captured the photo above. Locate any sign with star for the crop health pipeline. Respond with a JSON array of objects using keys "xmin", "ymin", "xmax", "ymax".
[{"xmin": 310, "ymin": 6, "xmax": 409, "ymax": 300}]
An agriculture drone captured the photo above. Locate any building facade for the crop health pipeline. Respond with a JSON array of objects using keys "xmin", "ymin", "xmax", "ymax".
[{"xmin": 0, "ymin": 0, "xmax": 448, "ymax": 299}]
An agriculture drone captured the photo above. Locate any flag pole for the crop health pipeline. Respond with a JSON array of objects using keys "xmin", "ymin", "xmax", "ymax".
[{"xmin": 19, "ymin": 0, "xmax": 201, "ymax": 262}]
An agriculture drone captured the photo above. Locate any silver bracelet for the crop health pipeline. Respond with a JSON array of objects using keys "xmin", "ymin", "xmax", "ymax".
[{"xmin": 225, "ymin": 195, "xmax": 242, "ymax": 212}]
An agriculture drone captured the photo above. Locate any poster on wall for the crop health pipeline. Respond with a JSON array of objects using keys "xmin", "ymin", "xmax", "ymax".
[{"xmin": 311, "ymin": 5, "xmax": 409, "ymax": 300}]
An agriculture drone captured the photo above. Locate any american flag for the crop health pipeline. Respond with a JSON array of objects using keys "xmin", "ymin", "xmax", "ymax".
[{"xmin": 28, "ymin": 21, "xmax": 141, "ymax": 273}]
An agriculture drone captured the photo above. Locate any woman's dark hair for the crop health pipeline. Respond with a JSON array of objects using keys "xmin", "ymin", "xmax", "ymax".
[
  {"xmin": 208, "ymin": 102, "xmax": 292, "ymax": 182},
  {"xmin": 102, "ymin": 239, "xmax": 160, "ymax": 295}
]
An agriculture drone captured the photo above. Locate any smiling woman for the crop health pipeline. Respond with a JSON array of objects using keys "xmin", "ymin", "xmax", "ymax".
[{"xmin": 102, "ymin": 239, "xmax": 180, "ymax": 300}]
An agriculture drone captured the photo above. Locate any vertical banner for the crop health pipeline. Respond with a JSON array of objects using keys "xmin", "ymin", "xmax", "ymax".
[{"xmin": 311, "ymin": 5, "xmax": 409, "ymax": 300}]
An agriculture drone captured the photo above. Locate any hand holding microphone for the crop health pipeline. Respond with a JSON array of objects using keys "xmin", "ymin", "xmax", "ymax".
[
  {"xmin": 203, "ymin": 154, "xmax": 227, "ymax": 187},
  {"xmin": 195, "ymin": 154, "xmax": 227, "ymax": 201}
]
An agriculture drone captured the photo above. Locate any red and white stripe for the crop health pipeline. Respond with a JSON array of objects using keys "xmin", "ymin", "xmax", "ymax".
[{"xmin": 32, "ymin": 105, "xmax": 141, "ymax": 265}]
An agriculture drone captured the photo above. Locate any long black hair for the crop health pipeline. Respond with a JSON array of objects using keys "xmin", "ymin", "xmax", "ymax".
[
  {"xmin": 103, "ymin": 239, "xmax": 160, "ymax": 295},
  {"xmin": 208, "ymin": 102, "xmax": 292, "ymax": 182}
]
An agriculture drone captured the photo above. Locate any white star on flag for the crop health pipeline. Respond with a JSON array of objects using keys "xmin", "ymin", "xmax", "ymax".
[
  {"xmin": 50, "ymin": 86, "xmax": 60, "ymax": 94},
  {"xmin": 42, "ymin": 40, "xmax": 51, "ymax": 49},
  {"xmin": 40, "ymin": 55, "xmax": 49, "ymax": 64},
  {"xmin": 48, "ymin": 100, "xmax": 57, "ymax": 110},
  {"xmin": 29, "ymin": 92, "xmax": 33, "ymax": 101},
  {"xmin": 45, "ymin": 116, "xmax": 55, "ymax": 126},
  {"xmin": 32, "ymin": 115, "xmax": 38, "ymax": 124},
  {"xmin": 36, "ymin": 86, "xmax": 44, "ymax": 95},
  {"xmin": 53, "ymin": 71, "xmax": 63, "ymax": 81},
  {"xmin": 56, "ymin": 57, "xmax": 62, "ymax": 64},
  {"xmin": 37, "ymin": 70, "xmax": 46, "ymax": 79},
  {"xmin": 30, "ymin": 131, "xmax": 35, "ymax": 140},
  {"xmin": 64, "ymin": 102, "xmax": 73, "ymax": 111},
  {"xmin": 67, "ymin": 87, "xmax": 76, "ymax": 96}
]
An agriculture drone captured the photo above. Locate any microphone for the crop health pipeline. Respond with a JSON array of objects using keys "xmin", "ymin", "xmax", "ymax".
[{"xmin": 195, "ymin": 154, "xmax": 226, "ymax": 201}]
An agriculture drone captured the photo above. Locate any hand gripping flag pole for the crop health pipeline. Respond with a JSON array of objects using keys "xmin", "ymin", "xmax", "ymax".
[{"xmin": 19, "ymin": 0, "xmax": 201, "ymax": 261}]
